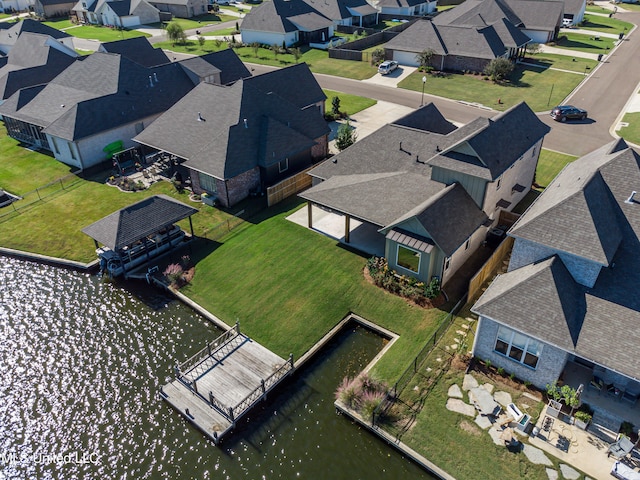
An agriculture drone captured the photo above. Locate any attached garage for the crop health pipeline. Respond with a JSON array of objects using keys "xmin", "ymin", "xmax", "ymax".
[{"xmin": 391, "ymin": 50, "xmax": 419, "ymax": 67}]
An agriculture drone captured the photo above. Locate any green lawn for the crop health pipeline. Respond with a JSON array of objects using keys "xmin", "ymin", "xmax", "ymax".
[
  {"xmin": 65, "ymin": 25, "xmax": 150, "ymax": 41},
  {"xmin": 535, "ymin": 149, "xmax": 577, "ymax": 189},
  {"xmin": 554, "ymin": 32, "xmax": 616, "ymax": 54},
  {"xmin": 618, "ymin": 112, "xmax": 640, "ymax": 145},
  {"xmin": 399, "ymin": 66, "xmax": 585, "ymax": 112},
  {"xmin": 164, "ymin": 14, "xmax": 236, "ymax": 30},
  {"xmin": 0, "ymin": 13, "xmax": 13, "ymax": 19},
  {"xmin": 42, "ymin": 18, "xmax": 75, "ymax": 29},
  {"xmin": 181, "ymin": 197, "xmax": 449, "ymax": 378},
  {"xmin": 617, "ymin": 2, "xmax": 640, "ymax": 11},
  {"xmin": 323, "ymin": 89, "xmax": 377, "ymax": 116},
  {"xmin": 586, "ymin": 6, "xmax": 611, "ymax": 14},
  {"xmin": 154, "ymin": 42, "xmax": 377, "ymax": 79},
  {"xmin": 0, "ymin": 134, "xmax": 73, "ymax": 194},
  {"xmin": 579, "ymin": 13, "xmax": 633, "ymax": 33},
  {"xmin": 522, "ymin": 53, "xmax": 597, "ymax": 73},
  {"xmin": 202, "ymin": 27, "xmax": 236, "ymax": 36}
]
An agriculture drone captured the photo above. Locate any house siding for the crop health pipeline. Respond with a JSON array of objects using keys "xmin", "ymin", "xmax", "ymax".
[
  {"xmin": 509, "ymin": 237, "xmax": 603, "ymax": 287},
  {"xmin": 132, "ymin": 0, "xmax": 160, "ymax": 24},
  {"xmin": 241, "ymin": 30, "xmax": 297, "ymax": 48},
  {"xmin": 473, "ymin": 316, "xmax": 569, "ymax": 390},
  {"xmin": 430, "ymin": 167, "xmax": 487, "ymax": 209},
  {"xmin": 385, "ymin": 238, "xmax": 434, "ymax": 281},
  {"xmin": 217, "ymin": 166, "xmax": 261, "ymax": 207},
  {"xmin": 441, "ymin": 225, "xmax": 487, "ymax": 285}
]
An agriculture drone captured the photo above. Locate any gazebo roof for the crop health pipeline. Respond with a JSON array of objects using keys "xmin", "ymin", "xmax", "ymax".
[{"xmin": 82, "ymin": 194, "xmax": 197, "ymax": 250}]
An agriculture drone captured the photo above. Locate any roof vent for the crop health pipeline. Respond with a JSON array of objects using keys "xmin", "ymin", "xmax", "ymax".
[
  {"xmin": 436, "ymin": 145, "xmax": 441, "ymax": 152},
  {"xmin": 625, "ymin": 191, "xmax": 637, "ymax": 204},
  {"xmin": 60, "ymin": 104, "xmax": 65, "ymax": 108},
  {"xmin": 244, "ymin": 118, "xmax": 248, "ymax": 129},
  {"xmin": 197, "ymin": 112, "xmax": 205, "ymax": 122},
  {"xmin": 148, "ymin": 75, "xmax": 153, "ymax": 87},
  {"xmin": 153, "ymin": 72, "xmax": 158, "ymax": 83}
]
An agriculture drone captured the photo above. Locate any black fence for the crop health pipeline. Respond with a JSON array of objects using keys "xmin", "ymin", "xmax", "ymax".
[{"xmin": 329, "ymin": 20, "xmax": 418, "ymax": 62}]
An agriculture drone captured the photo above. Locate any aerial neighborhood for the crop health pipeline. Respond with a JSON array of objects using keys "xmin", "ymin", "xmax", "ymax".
[{"xmin": 2, "ymin": 0, "xmax": 640, "ymax": 478}]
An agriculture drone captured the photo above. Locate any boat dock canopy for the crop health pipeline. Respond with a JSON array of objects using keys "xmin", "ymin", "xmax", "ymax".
[{"xmin": 82, "ymin": 194, "xmax": 198, "ymax": 250}]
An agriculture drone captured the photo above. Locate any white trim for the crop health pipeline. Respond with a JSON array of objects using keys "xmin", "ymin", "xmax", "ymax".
[{"xmin": 396, "ymin": 243, "xmax": 421, "ymax": 274}]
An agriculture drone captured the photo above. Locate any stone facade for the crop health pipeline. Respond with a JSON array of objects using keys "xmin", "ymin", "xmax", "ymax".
[
  {"xmin": 473, "ymin": 316, "xmax": 569, "ymax": 390},
  {"xmin": 218, "ymin": 166, "xmax": 260, "ymax": 207},
  {"xmin": 509, "ymin": 237, "xmax": 603, "ymax": 287}
]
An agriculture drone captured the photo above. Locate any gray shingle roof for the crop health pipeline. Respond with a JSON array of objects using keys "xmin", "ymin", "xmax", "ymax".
[
  {"xmin": 0, "ymin": 52, "xmax": 195, "ymax": 141},
  {"xmin": 177, "ymin": 49, "xmax": 251, "ymax": 85},
  {"xmin": 377, "ymin": 0, "xmax": 426, "ymax": 8},
  {"xmin": 563, "ymin": 0, "xmax": 585, "ymax": 17},
  {"xmin": 0, "ymin": 32, "xmax": 76, "ymax": 101},
  {"xmin": 392, "ymin": 102, "xmax": 457, "ymax": 134},
  {"xmin": 288, "ymin": 12, "xmax": 335, "ymax": 30},
  {"xmin": 133, "ymin": 65, "xmax": 329, "ymax": 180},
  {"xmin": 82, "ymin": 194, "xmax": 197, "ymax": 250},
  {"xmin": 99, "ymin": 37, "xmax": 170, "ymax": 67},
  {"xmin": 0, "ymin": 19, "xmax": 70, "ymax": 48},
  {"xmin": 474, "ymin": 139, "xmax": 640, "ymax": 382}
]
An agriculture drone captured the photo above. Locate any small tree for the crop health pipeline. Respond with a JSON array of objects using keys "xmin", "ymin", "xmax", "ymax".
[
  {"xmin": 291, "ymin": 47, "xmax": 302, "ymax": 63},
  {"xmin": 525, "ymin": 42, "xmax": 541, "ymax": 55},
  {"xmin": 331, "ymin": 96, "xmax": 341, "ymax": 116},
  {"xmin": 197, "ymin": 35, "xmax": 205, "ymax": 47},
  {"xmin": 211, "ymin": 3, "xmax": 220, "ymax": 13},
  {"xmin": 416, "ymin": 48, "xmax": 434, "ymax": 69},
  {"xmin": 251, "ymin": 41, "xmax": 260, "ymax": 57},
  {"xmin": 271, "ymin": 43, "xmax": 279, "ymax": 59},
  {"xmin": 166, "ymin": 22, "xmax": 186, "ymax": 46},
  {"xmin": 483, "ymin": 57, "xmax": 514, "ymax": 82},
  {"xmin": 335, "ymin": 121, "xmax": 357, "ymax": 151},
  {"xmin": 371, "ymin": 47, "xmax": 385, "ymax": 65},
  {"xmin": 214, "ymin": 39, "xmax": 222, "ymax": 49}
]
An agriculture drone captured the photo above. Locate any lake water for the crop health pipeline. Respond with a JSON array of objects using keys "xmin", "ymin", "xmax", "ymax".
[{"xmin": 0, "ymin": 257, "xmax": 435, "ymax": 479}]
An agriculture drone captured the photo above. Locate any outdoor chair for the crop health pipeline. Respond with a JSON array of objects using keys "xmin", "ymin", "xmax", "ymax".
[
  {"xmin": 608, "ymin": 435, "xmax": 636, "ymax": 460},
  {"xmin": 589, "ymin": 375, "xmax": 604, "ymax": 393}
]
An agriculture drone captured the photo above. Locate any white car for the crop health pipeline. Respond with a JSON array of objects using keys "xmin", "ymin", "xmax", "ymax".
[
  {"xmin": 562, "ymin": 18, "xmax": 573, "ymax": 27},
  {"xmin": 378, "ymin": 60, "xmax": 398, "ymax": 75}
]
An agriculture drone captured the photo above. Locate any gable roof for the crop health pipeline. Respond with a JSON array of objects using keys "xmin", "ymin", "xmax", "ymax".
[
  {"xmin": 0, "ymin": 19, "xmax": 70, "ymax": 53},
  {"xmin": 38, "ymin": 0, "xmax": 76, "ymax": 5},
  {"xmin": 563, "ymin": 0, "xmax": 585, "ymax": 16},
  {"xmin": 82, "ymin": 194, "xmax": 197, "ymax": 250},
  {"xmin": 0, "ymin": 52, "xmax": 195, "ymax": 141},
  {"xmin": 0, "ymin": 32, "xmax": 77, "ymax": 101},
  {"xmin": 99, "ymin": 37, "xmax": 170, "ymax": 67},
  {"xmin": 245, "ymin": 62, "xmax": 325, "ymax": 109},
  {"xmin": 392, "ymin": 102, "xmax": 457, "ymax": 134},
  {"xmin": 133, "ymin": 65, "xmax": 329, "ymax": 180},
  {"xmin": 178, "ymin": 49, "xmax": 251, "ymax": 86},
  {"xmin": 474, "ymin": 139, "xmax": 640, "ymax": 382}
]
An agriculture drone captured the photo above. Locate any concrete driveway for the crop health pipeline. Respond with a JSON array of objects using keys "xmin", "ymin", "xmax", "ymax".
[{"xmin": 362, "ymin": 66, "xmax": 417, "ymax": 87}]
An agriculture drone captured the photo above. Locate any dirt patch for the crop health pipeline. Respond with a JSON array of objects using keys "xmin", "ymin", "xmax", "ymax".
[
  {"xmin": 451, "ymin": 354, "xmax": 470, "ymax": 372},
  {"xmin": 459, "ymin": 419, "xmax": 482, "ymax": 436},
  {"xmin": 469, "ymin": 358, "xmax": 542, "ymax": 397}
]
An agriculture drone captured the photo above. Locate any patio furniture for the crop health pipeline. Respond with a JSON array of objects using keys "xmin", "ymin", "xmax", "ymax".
[
  {"xmin": 608, "ymin": 435, "xmax": 636, "ymax": 460},
  {"xmin": 611, "ymin": 461, "xmax": 640, "ymax": 480},
  {"xmin": 608, "ymin": 384, "xmax": 624, "ymax": 401},
  {"xmin": 589, "ymin": 375, "xmax": 604, "ymax": 393},
  {"xmin": 622, "ymin": 390, "xmax": 639, "ymax": 406}
]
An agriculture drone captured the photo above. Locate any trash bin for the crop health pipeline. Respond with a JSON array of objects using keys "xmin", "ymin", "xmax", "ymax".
[
  {"xmin": 619, "ymin": 32, "xmax": 624, "ymax": 40},
  {"xmin": 598, "ymin": 53, "xmax": 603, "ymax": 61}
]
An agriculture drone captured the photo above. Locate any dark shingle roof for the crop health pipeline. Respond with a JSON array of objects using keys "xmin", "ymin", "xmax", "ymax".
[
  {"xmin": 392, "ymin": 102, "xmax": 457, "ymax": 134},
  {"xmin": 82, "ymin": 194, "xmax": 197, "ymax": 250},
  {"xmin": 99, "ymin": 37, "xmax": 170, "ymax": 67},
  {"xmin": 244, "ymin": 63, "xmax": 325, "ymax": 109},
  {"xmin": 563, "ymin": 0, "xmax": 585, "ymax": 17},
  {"xmin": 38, "ymin": 0, "xmax": 76, "ymax": 6},
  {"xmin": 474, "ymin": 139, "xmax": 640, "ymax": 382},
  {"xmin": 0, "ymin": 52, "xmax": 195, "ymax": 141},
  {"xmin": 377, "ymin": 0, "xmax": 426, "ymax": 8},
  {"xmin": 178, "ymin": 49, "xmax": 251, "ymax": 85},
  {"xmin": 0, "ymin": 19, "xmax": 71, "ymax": 45},
  {"xmin": 133, "ymin": 65, "xmax": 329, "ymax": 180}
]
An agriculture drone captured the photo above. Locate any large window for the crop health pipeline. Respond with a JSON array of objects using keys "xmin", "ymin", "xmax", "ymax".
[
  {"xmin": 198, "ymin": 172, "xmax": 217, "ymax": 194},
  {"xmin": 494, "ymin": 326, "xmax": 541, "ymax": 369},
  {"xmin": 397, "ymin": 245, "xmax": 420, "ymax": 273}
]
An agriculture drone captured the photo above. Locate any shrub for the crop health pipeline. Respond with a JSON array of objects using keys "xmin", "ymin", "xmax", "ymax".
[
  {"xmin": 163, "ymin": 263, "xmax": 184, "ymax": 285},
  {"xmin": 497, "ymin": 367, "xmax": 505, "ymax": 376},
  {"xmin": 574, "ymin": 410, "xmax": 592, "ymax": 423},
  {"xmin": 424, "ymin": 277, "xmax": 440, "ymax": 299},
  {"xmin": 359, "ymin": 390, "xmax": 385, "ymax": 419},
  {"xmin": 620, "ymin": 421, "xmax": 635, "ymax": 438},
  {"xmin": 485, "ymin": 359, "xmax": 491, "ymax": 369},
  {"xmin": 483, "ymin": 57, "xmax": 514, "ymax": 82}
]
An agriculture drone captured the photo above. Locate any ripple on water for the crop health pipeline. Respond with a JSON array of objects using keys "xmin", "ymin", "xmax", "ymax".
[{"xmin": 0, "ymin": 257, "xmax": 435, "ymax": 480}]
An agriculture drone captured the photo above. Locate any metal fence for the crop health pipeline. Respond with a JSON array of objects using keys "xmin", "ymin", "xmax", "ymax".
[
  {"xmin": 0, "ymin": 171, "xmax": 82, "ymax": 220},
  {"xmin": 199, "ymin": 211, "xmax": 246, "ymax": 241}
]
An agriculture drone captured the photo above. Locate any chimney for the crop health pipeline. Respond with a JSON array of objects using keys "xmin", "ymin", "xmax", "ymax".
[
  {"xmin": 153, "ymin": 72, "xmax": 158, "ymax": 83},
  {"xmin": 625, "ymin": 191, "xmax": 637, "ymax": 204},
  {"xmin": 148, "ymin": 75, "xmax": 153, "ymax": 87},
  {"xmin": 243, "ymin": 118, "xmax": 248, "ymax": 129}
]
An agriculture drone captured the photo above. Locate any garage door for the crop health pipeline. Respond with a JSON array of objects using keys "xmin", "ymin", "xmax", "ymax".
[{"xmin": 392, "ymin": 50, "xmax": 420, "ymax": 67}]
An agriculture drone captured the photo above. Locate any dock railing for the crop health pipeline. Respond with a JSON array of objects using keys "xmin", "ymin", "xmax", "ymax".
[{"xmin": 177, "ymin": 322, "xmax": 240, "ymax": 376}]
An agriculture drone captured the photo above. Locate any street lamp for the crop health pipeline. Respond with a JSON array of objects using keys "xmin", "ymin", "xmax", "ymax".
[{"xmin": 421, "ymin": 75, "xmax": 427, "ymax": 107}]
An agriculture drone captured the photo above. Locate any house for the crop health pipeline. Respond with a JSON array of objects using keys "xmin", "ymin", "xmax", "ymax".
[
  {"xmin": 471, "ymin": 139, "xmax": 640, "ymax": 398},
  {"xmin": 147, "ymin": 0, "xmax": 206, "ymax": 18},
  {"xmin": 0, "ymin": 18, "xmax": 74, "ymax": 54},
  {"xmin": 33, "ymin": 0, "xmax": 76, "ymax": 18},
  {"xmin": 133, "ymin": 63, "xmax": 329, "ymax": 207},
  {"xmin": 0, "ymin": 0, "xmax": 33, "ymax": 13},
  {"xmin": 0, "ymin": 31, "xmax": 77, "ymax": 105},
  {"xmin": 433, "ymin": 0, "xmax": 564, "ymax": 45},
  {"xmin": 299, "ymin": 102, "xmax": 549, "ymax": 289},
  {"xmin": 0, "ymin": 48, "xmax": 250, "ymax": 169},
  {"xmin": 562, "ymin": 0, "xmax": 586, "ymax": 26},
  {"xmin": 372, "ymin": 0, "xmax": 436, "ymax": 17},
  {"xmin": 72, "ymin": 0, "xmax": 160, "ymax": 27},
  {"xmin": 98, "ymin": 36, "xmax": 170, "ymax": 67},
  {"xmin": 176, "ymin": 48, "xmax": 252, "ymax": 86},
  {"xmin": 384, "ymin": 18, "xmax": 530, "ymax": 72},
  {"xmin": 241, "ymin": 0, "xmax": 378, "ymax": 47}
]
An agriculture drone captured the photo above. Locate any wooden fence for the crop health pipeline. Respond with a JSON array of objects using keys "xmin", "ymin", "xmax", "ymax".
[
  {"xmin": 266, "ymin": 166, "xmax": 314, "ymax": 207},
  {"xmin": 467, "ymin": 236, "xmax": 514, "ymax": 302}
]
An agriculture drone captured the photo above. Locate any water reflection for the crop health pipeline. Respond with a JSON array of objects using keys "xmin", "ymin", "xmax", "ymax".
[{"xmin": 0, "ymin": 257, "xmax": 434, "ymax": 479}]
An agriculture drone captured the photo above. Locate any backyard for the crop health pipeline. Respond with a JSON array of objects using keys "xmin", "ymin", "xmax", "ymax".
[{"xmin": 323, "ymin": 89, "xmax": 377, "ymax": 116}]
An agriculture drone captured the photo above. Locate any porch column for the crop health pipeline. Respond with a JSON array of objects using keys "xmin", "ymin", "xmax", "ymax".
[
  {"xmin": 307, "ymin": 202, "xmax": 313, "ymax": 229},
  {"xmin": 345, "ymin": 214, "xmax": 350, "ymax": 243}
]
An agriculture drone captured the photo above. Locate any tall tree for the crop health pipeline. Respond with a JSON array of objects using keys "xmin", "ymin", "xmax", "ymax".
[
  {"xmin": 166, "ymin": 22, "xmax": 186, "ymax": 45},
  {"xmin": 415, "ymin": 48, "xmax": 434, "ymax": 69}
]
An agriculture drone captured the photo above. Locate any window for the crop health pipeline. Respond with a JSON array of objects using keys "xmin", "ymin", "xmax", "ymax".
[
  {"xmin": 278, "ymin": 158, "xmax": 289, "ymax": 173},
  {"xmin": 496, "ymin": 177, "xmax": 502, "ymax": 190},
  {"xmin": 68, "ymin": 142, "xmax": 77, "ymax": 160},
  {"xmin": 464, "ymin": 239, "xmax": 470, "ymax": 251},
  {"xmin": 397, "ymin": 245, "xmax": 420, "ymax": 273},
  {"xmin": 198, "ymin": 172, "xmax": 217, "ymax": 194},
  {"xmin": 444, "ymin": 257, "xmax": 450, "ymax": 271},
  {"xmin": 494, "ymin": 326, "xmax": 541, "ymax": 369}
]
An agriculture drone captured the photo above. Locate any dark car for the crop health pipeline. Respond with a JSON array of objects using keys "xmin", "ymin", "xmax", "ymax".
[{"xmin": 550, "ymin": 105, "xmax": 588, "ymax": 122}]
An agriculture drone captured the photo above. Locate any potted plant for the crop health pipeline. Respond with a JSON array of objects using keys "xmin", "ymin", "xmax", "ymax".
[
  {"xmin": 574, "ymin": 410, "xmax": 592, "ymax": 430},
  {"xmin": 546, "ymin": 381, "xmax": 563, "ymax": 418}
]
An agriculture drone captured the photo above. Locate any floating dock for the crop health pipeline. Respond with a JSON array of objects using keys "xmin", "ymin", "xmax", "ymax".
[{"xmin": 160, "ymin": 323, "xmax": 294, "ymax": 444}]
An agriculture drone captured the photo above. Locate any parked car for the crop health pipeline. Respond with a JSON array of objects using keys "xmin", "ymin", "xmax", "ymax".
[
  {"xmin": 378, "ymin": 60, "xmax": 398, "ymax": 75},
  {"xmin": 550, "ymin": 105, "xmax": 588, "ymax": 122},
  {"xmin": 562, "ymin": 18, "xmax": 573, "ymax": 27}
]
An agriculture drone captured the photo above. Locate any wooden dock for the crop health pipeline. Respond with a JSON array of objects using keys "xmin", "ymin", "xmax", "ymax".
[{"xmin": 160, "ymin": 323, "xmax": 294, "ymax": 444}]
